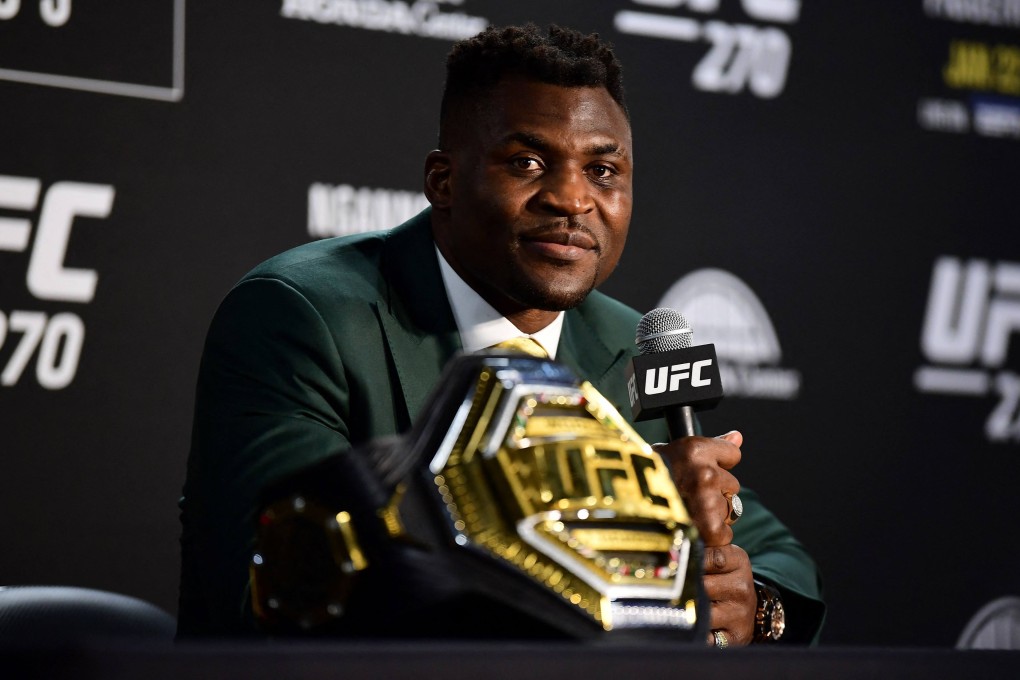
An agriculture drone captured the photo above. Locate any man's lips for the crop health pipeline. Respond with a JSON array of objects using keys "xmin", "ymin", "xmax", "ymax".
[{"xmin": 520, "ymin": 228, "xmax": 598, "ymax": 261}]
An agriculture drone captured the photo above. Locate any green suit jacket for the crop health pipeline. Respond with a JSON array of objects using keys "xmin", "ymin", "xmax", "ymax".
[{"xmin": 178, "ymin": 209, "xmax": 824, "ymax": 640}]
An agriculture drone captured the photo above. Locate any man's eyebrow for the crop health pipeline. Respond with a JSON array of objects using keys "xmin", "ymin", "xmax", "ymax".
[
  {"xmin": 500, "ymin": 131, "xmax": 551, "ymax": 151},
  {"xmin": 500, "ymin": 132, "xmax": 628, "ymax": 158},
  {"xmin": 585, "ymin": 141, "xmax": 626, "ymax": 157}
]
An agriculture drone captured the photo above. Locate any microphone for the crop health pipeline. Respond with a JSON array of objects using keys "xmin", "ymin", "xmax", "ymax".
[{"xmin": 625, "ymin": 308, "xmax": 724, "ymax": 439}]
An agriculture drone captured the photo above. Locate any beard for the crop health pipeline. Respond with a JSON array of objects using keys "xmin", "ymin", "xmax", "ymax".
[{"xmin": 506, "ymin": 260, "xmax": 602, "ymax": 312}]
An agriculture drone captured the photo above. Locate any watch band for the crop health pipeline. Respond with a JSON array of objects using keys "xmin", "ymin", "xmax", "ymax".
[{"xmin": 752, "ymin": 579, "xmax": 785, "ymax": 643}]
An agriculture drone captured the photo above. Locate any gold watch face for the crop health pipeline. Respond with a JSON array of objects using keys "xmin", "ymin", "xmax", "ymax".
[
  {"xmin": 771, "ymin": 599, "xmax": 786, "ymax": 640},
  {"xmin": 428, "ymin": 355, "xmax": 701, "ymax": 632}
]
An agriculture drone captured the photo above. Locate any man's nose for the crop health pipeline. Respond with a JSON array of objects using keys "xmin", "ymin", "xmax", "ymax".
[{"xmin": 535, "ymin": 169, "xmax": 595, "ymax": 215}]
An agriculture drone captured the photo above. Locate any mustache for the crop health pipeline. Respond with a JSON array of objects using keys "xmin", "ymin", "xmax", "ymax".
[{"xmin": 519, "ymin": 220, "xmax": 600, "ymax": 250}]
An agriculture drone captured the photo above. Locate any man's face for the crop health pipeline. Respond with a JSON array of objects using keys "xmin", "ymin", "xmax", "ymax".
[{"xmin": 428, "ymin": 77, "xmax": 633, "ymax": 316}]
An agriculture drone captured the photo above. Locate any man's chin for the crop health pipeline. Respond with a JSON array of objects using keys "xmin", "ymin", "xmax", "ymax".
[{"xmin": 514, "ymin": 279, "xmax": 596, "ymax": 312}]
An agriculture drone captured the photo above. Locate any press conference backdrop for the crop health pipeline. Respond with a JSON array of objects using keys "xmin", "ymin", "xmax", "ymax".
[{"xmin": 1, "ymin": 0, "xmax": 1017, "ymax": 646}]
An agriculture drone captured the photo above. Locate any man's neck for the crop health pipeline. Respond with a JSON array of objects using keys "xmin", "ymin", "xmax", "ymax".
[
  {"xmin": 503, "ymin": 308, "xmax": 560, "ymax": 335},
  {"xmin": 435, "ymin": 244, "xmax": 564, "ymax": 357}
]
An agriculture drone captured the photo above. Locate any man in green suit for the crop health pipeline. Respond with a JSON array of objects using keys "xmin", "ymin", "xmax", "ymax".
[{"xmin": 179, "ymin": 24, "xmax": 824, "ymax": 643}]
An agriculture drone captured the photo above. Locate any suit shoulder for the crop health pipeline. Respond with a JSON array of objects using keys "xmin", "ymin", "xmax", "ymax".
[
  {"xmin": 235, "ymin": 208, "xmax": 432, "ymax": 303},
  {"xmin": 241, "ymin": 230, "xmax": 387, "ymax": 295}
]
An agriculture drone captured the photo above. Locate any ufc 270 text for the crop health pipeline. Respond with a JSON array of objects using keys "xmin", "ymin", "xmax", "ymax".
[{"xmin": 0, "ymin": 175, "xmax": 113, "ymax": 390}]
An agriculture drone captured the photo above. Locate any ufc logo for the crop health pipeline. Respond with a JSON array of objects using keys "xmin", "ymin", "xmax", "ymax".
[
  {"xmin": 644, "ymin": 360, "xmax": 714, "ymax": 395},
  {"xmin": 921, "ymin": 256, "xmax": 1020, "ymax": 369},
  {"xmin": 916, "ymin": 256, "xmax": 1020, "ymax": 442},
  {"xmin": 0, "ymin": 175, "xmax": 114, "ymax": 303}
]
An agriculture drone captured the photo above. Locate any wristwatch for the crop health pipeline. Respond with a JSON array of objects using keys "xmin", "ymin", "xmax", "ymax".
[{"xmin": 752, "ymin": 580, "xmax": 785, "ymax": 643}]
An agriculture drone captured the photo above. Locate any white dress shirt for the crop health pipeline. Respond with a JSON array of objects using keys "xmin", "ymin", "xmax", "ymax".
[{"xmin": 435, "ymin": 245, "xmax": 564, "ymax": 359}]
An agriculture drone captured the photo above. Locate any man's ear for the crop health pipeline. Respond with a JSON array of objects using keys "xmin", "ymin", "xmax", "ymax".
[{"xmin": 424, "ymin": 150, "xmax": 453, "ymax": 210}]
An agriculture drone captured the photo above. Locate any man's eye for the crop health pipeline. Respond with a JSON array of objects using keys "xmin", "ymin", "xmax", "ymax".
[
  {"xmin": 511, "ymin": 158, "xmax": 540, "ymax": 171},
  {"xmin": 590, "ymin": 164, "xmax": 615, "ymax": 178}
]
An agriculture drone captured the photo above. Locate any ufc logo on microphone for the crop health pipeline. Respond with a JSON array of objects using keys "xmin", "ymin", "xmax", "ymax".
[
  {"xmin": 627, "ymin": 345, "xmax": 724, "ymax": 422},
  {"xmin": 644, "ymin": 360, "xmax": 714, "ymax": 395}
]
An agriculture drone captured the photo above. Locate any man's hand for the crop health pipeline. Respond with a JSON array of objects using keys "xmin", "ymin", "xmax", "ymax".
[
  {"xmin": 653, "ymin": 431, "xmax": 756, "ymax": 646},
  {"xmin": 703, "ymin": 543, "xmax": 755, "ymax": 645}
]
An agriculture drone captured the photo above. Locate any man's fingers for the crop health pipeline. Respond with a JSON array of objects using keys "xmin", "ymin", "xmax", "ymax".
[
  {"xmin": 654, "ymin": 433, "xmax": 743, "ymax": 545},
  {"xmin": 655, "ymin": 434, "xmax": 742, "ymax": 472},
  {"xmin": 703, "ymin": 544, "xmax": 750, "ymax": 575},
  {"xmin": 717, "ymin": 430, "xmax": 743, "ymax": 448},
  {"xmin": 688, "ymin": 434, "xmax": 742, "ymax": 470},
  {"xmin": 682, "ymin": 462, "xmax": 740, "ymax": 546},
  {"xmin": 690, "ymin": 463, "xmax": 740, "ymax": 498},
  {"xmin": 696, "ymin": 500, "xmax": 734, "ymax": 547},
  {"xmin": 704, "ymin": 545, "xmax": 729, "ymax": 574},
  {"xmin": 702, "ymin": 545, "xmax": 755, "ymax": 646}
]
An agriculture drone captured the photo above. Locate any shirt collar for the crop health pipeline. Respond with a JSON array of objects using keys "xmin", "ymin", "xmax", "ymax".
[{"xmin": 435, "ymin": 245, "xmax": 564, "ymax": 359}]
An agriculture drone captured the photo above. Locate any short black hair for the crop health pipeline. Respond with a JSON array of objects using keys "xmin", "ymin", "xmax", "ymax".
[{"xmin": 439, "ymin": 23, "xmax": 628, "ymax": 147}]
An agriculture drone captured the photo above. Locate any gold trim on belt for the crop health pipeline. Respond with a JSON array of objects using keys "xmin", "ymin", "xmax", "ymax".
[{"xmin": 428, "ymin": 362, "xmax": 700, "ymax": 631}]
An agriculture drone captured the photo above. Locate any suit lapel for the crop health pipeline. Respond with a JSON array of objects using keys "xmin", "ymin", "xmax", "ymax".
[
  {"xmin": 374, "ymin": 210, "xmax": 461, "ymax": 427},
  {"xmin": 559, "ymin": 305, "xmax": 632, "ymax": 397},
  {"xmin": 562, "ymin": 302, "xmax": 669, "ymax": 443}
]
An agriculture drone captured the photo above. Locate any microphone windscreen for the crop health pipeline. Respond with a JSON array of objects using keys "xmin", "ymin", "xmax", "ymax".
[{"xmin": 636, "ymin": 307, "xmax": 693, "ymax": 354}]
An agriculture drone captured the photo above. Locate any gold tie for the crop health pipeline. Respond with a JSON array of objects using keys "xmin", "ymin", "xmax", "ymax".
[{"xmin": 489, "ymin": 337, "xmax": 549, "ymax": 358}]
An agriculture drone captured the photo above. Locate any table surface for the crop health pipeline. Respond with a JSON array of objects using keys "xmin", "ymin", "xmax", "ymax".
[{"xmin": 5, "ymin": 641, "xmax": 1020, "ymax": 679}]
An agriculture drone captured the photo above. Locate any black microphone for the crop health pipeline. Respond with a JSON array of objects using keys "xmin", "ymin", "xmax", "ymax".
[{"xmin": 625, "ymin": 308, "xmax": 724, "ymax": 439}]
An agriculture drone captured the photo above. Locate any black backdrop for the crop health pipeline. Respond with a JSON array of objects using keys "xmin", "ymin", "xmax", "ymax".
[{"xmin": 2, "ymin": 0, "xmax": 1018, "ymax": 647}]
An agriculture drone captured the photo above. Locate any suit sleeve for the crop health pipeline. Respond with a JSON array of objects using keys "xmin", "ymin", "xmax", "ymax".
[
  {"xmin": 733, "ymin": 487, "xmax": 826, "ymax": 644},
  {"xmin": 178, "ymin": 277, "xmax": 354, "ymax": 636}
]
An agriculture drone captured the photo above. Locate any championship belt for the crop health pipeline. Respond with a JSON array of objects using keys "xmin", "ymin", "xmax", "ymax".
[{"xmin": 251, "ymin": 351, "xmax": 705, "ymax": 640}]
